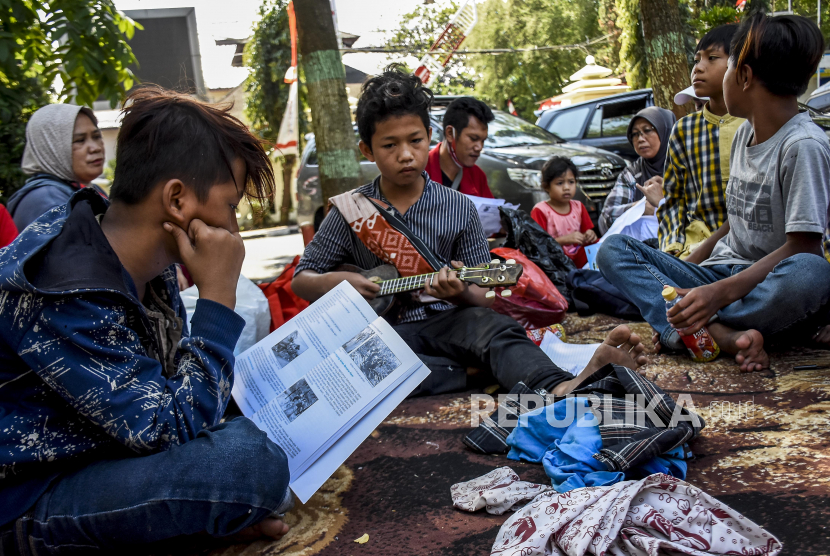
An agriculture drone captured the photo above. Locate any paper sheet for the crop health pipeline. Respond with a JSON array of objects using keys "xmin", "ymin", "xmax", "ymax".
[
  {"xmin": 232, "ymin": 281, "xmax": 429, "ymax": 501},
  {"xmin": 290, "ymin": 363, "xmax": 431, "ymax": 503},
  {"xmin": 583, "ymin": 243, "xmax": 601, "ymax": 271},
  {"xmin": 539, "ymin": 332, "xmax": 600, "ymax": 376},
  {"xmin": 582, "ymin": 198, "xmax": 658, "ymax": 271},
  {"xmin": 465, "ymin": 195, "xmax": 519, "ymax": 237},
  {"xmin": 598, "ymin": 198, "xmax": 658, "ymax": 245}
]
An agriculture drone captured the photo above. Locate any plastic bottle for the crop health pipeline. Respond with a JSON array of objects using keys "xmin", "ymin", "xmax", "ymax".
[{"xmin": 662, "ymin": 286, "xmax": 720, "ymax": 362}]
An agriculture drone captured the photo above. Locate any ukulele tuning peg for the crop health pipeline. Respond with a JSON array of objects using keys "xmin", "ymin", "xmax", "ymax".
[
  {"xmin": 505, "ymin": 259, "xmax": 516, "ymax": 265},
  {"xmin": 490, "ymin": 259, "xmax": 500, "ymax": 265},
  {"xmin": 501, "ymin": 289, "xmax": 513, "ymax": 297},
  {"xmin": 485, "ymin": 290, "xmax": 496, "ymax": 299}
]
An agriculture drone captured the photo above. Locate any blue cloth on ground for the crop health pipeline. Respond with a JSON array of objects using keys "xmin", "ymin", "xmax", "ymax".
[{"xmin": 506, "ymin": 397, "xmax": 688, "ymax": 493}]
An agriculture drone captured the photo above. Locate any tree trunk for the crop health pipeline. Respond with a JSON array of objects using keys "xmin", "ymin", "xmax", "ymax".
[
  {"xmin": 639, "ymin": 0, "xmax": 691, "ymax": 119},
  {"xmin": 280, "ymin": 154, "xmax": 295, "ymax": 225},
  {"xmin": 295, "ymin": 0, "xmax": 361, "ymax": 205}
]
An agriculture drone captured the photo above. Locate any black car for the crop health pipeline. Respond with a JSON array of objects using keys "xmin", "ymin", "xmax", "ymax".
[
  {"xmin": 296, "ymin": 98, "xmax": 628, "ymax": 232},
  {"xmin": 535, "ymin": 90, "xmax": 654, "ymax": 162}
]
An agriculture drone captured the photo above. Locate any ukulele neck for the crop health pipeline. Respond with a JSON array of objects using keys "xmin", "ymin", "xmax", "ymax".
[{"xmin": 377, "ymin": 272, "xmax": 441, "ymax": 297}]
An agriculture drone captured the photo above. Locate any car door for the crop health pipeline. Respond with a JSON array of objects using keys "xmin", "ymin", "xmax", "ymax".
[{"xmin": 578, "ymin": 95, "xmax": 651, "ymax": 161}]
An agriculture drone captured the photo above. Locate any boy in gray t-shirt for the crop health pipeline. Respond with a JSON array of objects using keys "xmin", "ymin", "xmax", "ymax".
[{"xmin": 599, "ymin": 13, "xmax": 830, "ymax": 372}]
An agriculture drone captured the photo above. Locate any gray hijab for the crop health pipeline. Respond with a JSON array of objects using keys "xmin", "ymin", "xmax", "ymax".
[
  {"xmin": 626, "ymin": 106, "xmax": 676, "ymax": 182},
  {"xmin": 21, "ymin": 104, "xmax": 97, "ymax": 182}
]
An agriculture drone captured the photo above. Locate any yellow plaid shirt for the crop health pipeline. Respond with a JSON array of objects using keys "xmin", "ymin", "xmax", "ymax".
[{"xmin": 658, "ymin": 106, "xmax": 745, "ymax": 253}]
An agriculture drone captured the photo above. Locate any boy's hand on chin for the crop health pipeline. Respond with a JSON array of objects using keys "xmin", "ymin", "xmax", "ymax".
[
  {"xmin": 423, "ymin": 260, "xmax": 467, "ymax": 300},
  {"xmin": 164, "ymin": 219, "xmax": 244, "ymax": 310},
  {"xmin": 667, "ymin": 284, "xmax": 730, "ymax": 335}
]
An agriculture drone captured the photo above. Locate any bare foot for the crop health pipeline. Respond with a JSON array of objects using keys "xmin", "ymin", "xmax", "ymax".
[
  {"xmin": 651, "ymin": 328, "xmax": 662, "ymax": 354},
  {"xmin": 552, "ymin": 325, "xmax": 648, "ymax": 395},
  {"xmin": 709, "ymin": 323, "xmax": 768, "ymax": 372},
  {"xmin": 233, "ymin": 517, "xmax": 290, "ymax": 542}
]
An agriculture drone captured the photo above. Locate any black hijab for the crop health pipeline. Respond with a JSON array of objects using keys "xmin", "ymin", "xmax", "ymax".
[{"xmin": 626, "ymin": 106, "xmax": 676, "ymax": 182}]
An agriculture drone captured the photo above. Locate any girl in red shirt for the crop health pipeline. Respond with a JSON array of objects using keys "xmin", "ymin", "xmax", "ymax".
[{"xmin": 530, "ymin": 156, "xmax": 597, "ymax": 268}]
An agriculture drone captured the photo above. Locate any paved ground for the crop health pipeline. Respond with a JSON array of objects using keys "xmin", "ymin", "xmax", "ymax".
[{"xmin": 241, "ymin": 228, "xmax": 305, "ymax": 282}]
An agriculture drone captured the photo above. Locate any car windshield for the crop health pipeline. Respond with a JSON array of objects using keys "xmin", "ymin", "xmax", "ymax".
[{"xmin": 483, "ymin": 110, "xmax": 563, "ymax": 148}]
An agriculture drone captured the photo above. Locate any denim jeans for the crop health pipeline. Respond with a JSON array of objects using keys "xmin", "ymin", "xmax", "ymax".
[
  {"xmin": 598, "ymin": 235, "xmax": 830, "ymax": 348},
  {"xmin": 394, "ymin": 306, "xmax": 572, "ymax": 393},
  {"xmin": 0, "ymin": 418, "xmax": 291, "ymax": 555}
]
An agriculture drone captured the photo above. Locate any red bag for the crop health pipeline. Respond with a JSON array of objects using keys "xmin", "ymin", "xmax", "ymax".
[
  {"xmin": 489, "ymin": 247, "xmax": 568, "ymax": 329},
  {"xmin": 257, "ymin": 255, "xmax": 310, "ymax": 331}
]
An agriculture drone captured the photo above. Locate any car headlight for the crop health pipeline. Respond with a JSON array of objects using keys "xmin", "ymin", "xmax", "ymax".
[{"xmin": 506, "ymin": 168, "xmax": 542, "ymax": 190}]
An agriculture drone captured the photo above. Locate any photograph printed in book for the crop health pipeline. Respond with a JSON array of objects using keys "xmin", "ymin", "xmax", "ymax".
[
  {"xmin": 276, "ymin": 378, "xmax": 319, "ymax": 423},
  {"xmin": 271, "ymin": 330, "xmax": 309, "ymax": 369},
  {"xmin": 343, "ymin": 326, "xmax": 401, "ymax": 387}
]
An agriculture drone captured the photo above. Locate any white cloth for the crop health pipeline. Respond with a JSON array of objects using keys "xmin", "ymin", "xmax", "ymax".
[
  {"xmin": 453, "ymin": 468, "xmax": 783, "ymax": 556},
  {"xmin": 451, "ymin": 467, "xmax": 552, "ymax": 515},
  {"xmin": 21, "ymin": 104, "xmax": 87, "ymax": 181}
]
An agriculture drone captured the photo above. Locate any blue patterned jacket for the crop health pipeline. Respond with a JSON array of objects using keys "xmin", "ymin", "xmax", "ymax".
[{"xmin": 0, "ymin": 189, "xmax": 244, "ymax": 524}]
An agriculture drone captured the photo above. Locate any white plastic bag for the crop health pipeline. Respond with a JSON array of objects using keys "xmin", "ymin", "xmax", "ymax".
[{"xmin": 180, "ymin": 275, "xmax": 270, "ymax": 355}]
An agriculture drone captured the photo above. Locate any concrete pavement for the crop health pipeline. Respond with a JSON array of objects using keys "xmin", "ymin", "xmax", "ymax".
[{"xmin": 241, "ymin": 228, "xmax": 305, "ymax": 282}]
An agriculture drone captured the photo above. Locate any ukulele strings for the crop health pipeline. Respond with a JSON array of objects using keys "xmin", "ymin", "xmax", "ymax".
[{"xmin": 377, "ymin": 267, "xmax": 500, "ymax": 296}]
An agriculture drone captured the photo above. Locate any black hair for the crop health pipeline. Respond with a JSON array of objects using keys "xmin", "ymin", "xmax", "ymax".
[
  {"xmin": 355, "ymin": 64, "xmax": 434, "ymax": 149},
  {"xmin": 111, "ymin": 85, "xmax": 274, "ymax": 204},
  {"xmin": 78, "ymin": 107, "xmax": 98, "ymax": 127},
  {"xmin": 730, "ymin": 13, "xmax": 824, "ymax": 97},
  {"xmin": 696, "ymin": 23, "xmax": 739, "ymax": 56},
  {"xmin": 541, "ymin": 156, "xmax": 579, "ymax": 190},
  {"xmin": 442, "ymin": 97, "xmax": 495, "ymax": 135}
]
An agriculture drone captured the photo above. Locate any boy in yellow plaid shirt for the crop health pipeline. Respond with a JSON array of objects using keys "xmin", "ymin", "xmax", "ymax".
[{"xmin": 658, "ymin": 24, "xmax": 745, "ymax": 258}]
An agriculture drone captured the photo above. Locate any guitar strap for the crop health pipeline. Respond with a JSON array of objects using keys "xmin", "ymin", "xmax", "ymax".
[{"xmin": 329, "ymin": 187, "xmax": 443, "ymax": 277}]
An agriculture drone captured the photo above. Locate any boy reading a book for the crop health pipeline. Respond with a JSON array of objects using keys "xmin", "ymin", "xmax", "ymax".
[
  {"xmin": 0, "ymin": 87, "xmax": 294, "ymax": 552},
  {"xmin": 599, "ymin": 14, "xmax": 830, "ymax": 371},
  {"xmin": 292, "ymin": 67, "xmax": 648, "ymax": 414}
]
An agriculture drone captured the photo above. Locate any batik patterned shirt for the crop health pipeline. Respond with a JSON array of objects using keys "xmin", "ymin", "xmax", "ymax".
[{"xmin": 0, "ymin": 189, "xmax": 245, "ymax": 525}]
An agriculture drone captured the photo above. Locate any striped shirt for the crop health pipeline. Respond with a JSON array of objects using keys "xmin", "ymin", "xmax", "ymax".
[
  {"xmin": 295, "ymin": 172, "xmax": 492, "ymax": 323},
  {"xmin": 658, "ymin": 106, "xmax": 745, "ymax": 253}
]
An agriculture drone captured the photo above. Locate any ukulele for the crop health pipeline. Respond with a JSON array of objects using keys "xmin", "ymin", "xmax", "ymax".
[{"xmin": 337, "ymin": 259, "xmax": 523, "ymax": 317}]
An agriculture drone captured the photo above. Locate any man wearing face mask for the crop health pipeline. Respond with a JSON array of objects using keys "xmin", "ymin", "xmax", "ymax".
[{"xmin": 425, "ymin": 97, "xmax": 495, "ymax": 198}]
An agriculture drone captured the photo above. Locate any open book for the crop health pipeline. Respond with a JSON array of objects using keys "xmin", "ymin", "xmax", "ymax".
[{"xmin": 231, "ymin": 281, "xmax": 430, "ymax": 503}]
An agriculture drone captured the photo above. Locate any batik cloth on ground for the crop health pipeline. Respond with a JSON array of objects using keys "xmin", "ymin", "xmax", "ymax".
[{"xmin": 452, "ymin": 467, "xmax": 783, "ymax": 555}]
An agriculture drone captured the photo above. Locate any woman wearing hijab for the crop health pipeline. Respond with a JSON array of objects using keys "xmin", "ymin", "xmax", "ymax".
[
  {"xmin": 598, "ymin": 106, "xmax": 676, "ymax": 235},
  {"xmin": 8, "ymin": 104, "xmax": 106, "ymax": 231}
]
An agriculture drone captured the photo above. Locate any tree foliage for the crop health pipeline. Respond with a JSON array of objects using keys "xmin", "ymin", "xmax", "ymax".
[
  {"xmin": 384, "ymin": 2, "xmax": 476, "ymax": 94},
  {"xmin": 244, "ymin": 0, "xmax": 309, "ymax": 147},
  {"xmin": 465, "ymin": 0, "xmax": 604, "ymax": 119},
  {"xmin": 0, "ymin": 0, "xmax": 139, "ymax": 200},
  {"xmin": 244, "ymin": 0, "xmax": 311, "ymax": 225},
  {"xmin": 617, "ymin": 0, "xmax": 649, "ymax": 89},
  {"xmin": 689, "ymin": 5, "xmax": 740, "ymax": 36}
]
